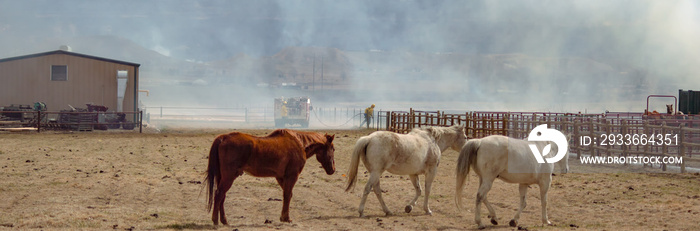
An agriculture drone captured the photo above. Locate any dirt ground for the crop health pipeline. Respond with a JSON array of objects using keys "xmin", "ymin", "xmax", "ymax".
[{"xmin": 1, "ymin": 128, "xmax": 699, "ymax": 231}]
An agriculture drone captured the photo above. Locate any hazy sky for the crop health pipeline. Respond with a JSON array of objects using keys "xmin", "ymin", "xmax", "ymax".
[
  {"xmin": 2, "ymin": 0, "xmax": 698, "ymax": 65},
  {"xmin": 2, "ymin": 0, "xmax": 699, "ymax": 112}
]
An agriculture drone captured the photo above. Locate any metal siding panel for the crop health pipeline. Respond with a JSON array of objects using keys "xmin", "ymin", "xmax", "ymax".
[
  {"xmin": 679, "ymin": 90, "xmax": 688, "ymax": 113},
  {"xmin": 0, "ymin": 53, "xmax": 137, "ymax": 112}
]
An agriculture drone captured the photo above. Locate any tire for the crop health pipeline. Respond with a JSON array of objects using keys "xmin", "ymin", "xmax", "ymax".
[
  {"xmin": 122, "ymin": 122, "xmax": 135, "ymax": 130},
  {"xmin": 108, "ymin": 123, "xmax": 120, "ymax": 129}
]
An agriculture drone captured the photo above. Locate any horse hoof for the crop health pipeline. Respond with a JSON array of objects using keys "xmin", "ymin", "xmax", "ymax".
[
  {"xmin": 509, "ymin": 219, "xmax": 517, "ymax": 227},
  {"xmin": 405, "ymin": 205, "xmax": 413, "ymax": 213},
  {"xmin": 385, "ymin": 211, "xmax": 394, "ymax": 216},
  {"xmin": 490, "ymin": 218, "xmax": 498, "ymax": 225},
  {"xmin": 477, "ymin": 225, "xmax": 486, "ymax": 230},
  {"xmin": 425, "ymin": 210, "xmax": 432, "ymax": 216}
]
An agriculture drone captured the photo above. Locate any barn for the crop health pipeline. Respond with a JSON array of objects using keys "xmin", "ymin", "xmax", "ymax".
[{"xmin": 0, "ymin": 49, "xmax": 140, "ymax": 115}]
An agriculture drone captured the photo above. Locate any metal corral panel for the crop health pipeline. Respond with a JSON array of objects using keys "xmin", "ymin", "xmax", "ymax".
[
  {"xmin": 679, "ymin": 89, "xmax": 700, "ymax": 115},
  {"xmin": 0, "ymin": 50, "xmax": 140, "ymax": 115}
]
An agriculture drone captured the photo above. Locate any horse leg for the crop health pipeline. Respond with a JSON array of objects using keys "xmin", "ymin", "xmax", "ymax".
[
  {"xmin": 539, "ymin": 181, "xmax": 552, "ymax": 226},
  {"xmin": 213, "ymin": 170, "xmax": 241, "ymax": 225},
  {"xmin": 371, "ymin": 178, "xmax": 392, "ymax": 216},
  {"xmin": 422, "ymin": 167, "xmax": 437, "ymax": 215},
  {"xmin": 510, "ymin": 183, "xmax": 529, "ymax": 227},
  {"xmin": 358, "ymin": 171, "xmax": 382, "ymax": 217},
  {"xmin": 475, "ymin": 177, "xmax": 495, "ymax": 229},
  {"xmin": 277, "ymin": 175, "xmax": 299, "ymax": 222},
  {"xmin": 482, "ymin": 194, "xmax": 498, "ymax": 225},
  {"xmin": 404, "ymin": 174, "xmax": 421, "ymax": 213}
]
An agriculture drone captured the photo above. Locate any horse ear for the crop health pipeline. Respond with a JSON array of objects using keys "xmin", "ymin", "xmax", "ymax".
[
  {"xmin": 427, "ymin": 127, "xmax": 439, "ymax": 137},
  {"xmin": 325, "ymin": 134, "xmax": 335, "ymax": 142}
]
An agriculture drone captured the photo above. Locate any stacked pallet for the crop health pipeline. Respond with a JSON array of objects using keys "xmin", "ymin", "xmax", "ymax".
[{"xmin": 59, "ymin": 109, "xmax": 93, "ymax": 131}]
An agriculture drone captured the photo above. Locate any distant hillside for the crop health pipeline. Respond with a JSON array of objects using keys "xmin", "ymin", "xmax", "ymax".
[{"xmin": 1, "ymin": 35, "xmax": 659, "ymax": 101}]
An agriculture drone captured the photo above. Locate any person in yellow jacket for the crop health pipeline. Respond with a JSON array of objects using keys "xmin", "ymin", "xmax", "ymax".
[
  {"xmin": 281, "ymin": 101, "xmax": 289, "ymax": 118},
  {"xmin": 359, "ymin": 104, "xmax": 375, "ymax": 128}
]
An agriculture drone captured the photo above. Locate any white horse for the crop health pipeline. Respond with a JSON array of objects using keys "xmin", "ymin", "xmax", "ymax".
[
  {"xmin": 345, "ymin": 124, "xmax": 467, "ymax": 217},
  {"xmin": 455, "ymin": 131, "xmax": 569, "ymax": 229}
]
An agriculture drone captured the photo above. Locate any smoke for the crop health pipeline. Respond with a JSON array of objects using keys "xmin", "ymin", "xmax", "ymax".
[{"xmin": 1, "ymin": 0, "xmax": 699, "ymax": 124}]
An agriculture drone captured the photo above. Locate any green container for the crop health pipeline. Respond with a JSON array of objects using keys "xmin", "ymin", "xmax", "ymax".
[{"xmin": 679, "ymin": 89, "xmax": 700, "ymax": 115}]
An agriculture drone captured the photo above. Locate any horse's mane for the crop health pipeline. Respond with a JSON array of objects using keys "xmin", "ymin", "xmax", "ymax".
[
  {"xmin": 271, "ymin": 129, "xmax": 326, "ymax": 146},
  {"xmin": 268, "ymin": 129, "xmax": 293, "ymax": 137}
]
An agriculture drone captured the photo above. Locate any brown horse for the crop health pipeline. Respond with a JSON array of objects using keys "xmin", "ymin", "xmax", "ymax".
[{"xmin": 205, "ymin": 129, "xmax": 336, "ymax": 225}]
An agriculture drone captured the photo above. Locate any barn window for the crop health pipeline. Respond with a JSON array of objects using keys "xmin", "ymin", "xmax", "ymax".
[{"xmin": 51, "ymin": 65, "xmax": 67, "ymax": 81}]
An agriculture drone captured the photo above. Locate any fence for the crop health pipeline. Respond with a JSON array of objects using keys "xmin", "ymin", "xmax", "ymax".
[
  {"xmin": 385, "ymin": 108, "xmax": 508, "ymax": 138},
  {"xmin": 386, "ymin": 109, "xmax": 700, "ymax": 173},
  {"xmin": 0, "ymin": 110, "xmax": 143, "ymax": 133}
]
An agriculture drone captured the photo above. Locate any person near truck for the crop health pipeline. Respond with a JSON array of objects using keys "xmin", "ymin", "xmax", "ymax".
[
  {"xmin": 281, "ymin": 101, "xmax": 288, "ymax": 119},
  {"xmin": 360, "ymin": 104, "xmax": 375, "ymax": 128}
]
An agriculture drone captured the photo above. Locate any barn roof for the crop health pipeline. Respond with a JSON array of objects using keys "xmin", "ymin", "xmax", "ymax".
[{"xmin": 0, "ymin": 50, "xmax": 141, "ymax": 67}]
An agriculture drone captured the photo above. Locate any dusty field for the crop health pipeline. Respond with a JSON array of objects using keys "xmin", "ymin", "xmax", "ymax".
[{"xmin": 1, "ymin": 128, "xmax": 699, "ymax": 231}]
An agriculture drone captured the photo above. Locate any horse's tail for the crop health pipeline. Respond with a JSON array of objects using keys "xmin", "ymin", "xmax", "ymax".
[
  {"xmin": 345, "ymin": 136, "xmax": 370, "ymax": 192},
  {"xmin": 456, "ymin": 139, "xmax": 480, "ymax": 211},
  {"xmin": 205, "ymin": 135, "xmax": 223, "ymax": 212}
]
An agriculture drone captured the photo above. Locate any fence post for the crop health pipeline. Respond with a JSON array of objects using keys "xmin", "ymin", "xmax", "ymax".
[
  {"xmin": 604, "ymin": 119, "xmax": 611, "ymax": 156},
  {"xmin": 589, "ymin": 118, "xmax": 596, "ymax": 156},
  {"xmin": 643, "ymin": 120, "xmax": 650, "ymax": 168},
  {"xmin": 437, "ymin": 110, "xmax": 441, "ymax": 126},
  {"xmin": 410, "ymin": 108, "xmax": 414, "ymax": 130},
  {"xmin": 661, "ymin": 121, "xmax": 667, "ymax": 171},
  {"xmin": 139, "ymin": 110, "xmax": 143, "ymax": 133},
  {"xmin": 385, "ymin": 111, "xmax": 390, "ymax": 131},
  {"xmin": 503, "ymin": 113, "xmax": 509, "ymax": 137},
  {"xmin": 466, "ymin": 112, "xmax": 471, "ymax": 138},
  {"xmin": 531, "ymin": 114, "xmax": 537, "ymax": 136},
  {"xmin": 36, "ymin": 110, "xmax": 41, "ymax": 133},
  {"xmin": 621, "ymin": 119, "xmax": 628, "ymax": 160},
  {"xmin": 679, "ymin": 124, "xmax": 686, "ymax": 173},
  {"xmin": 573, "ymin": 118, "xmax": 580, "ymax": 159}
]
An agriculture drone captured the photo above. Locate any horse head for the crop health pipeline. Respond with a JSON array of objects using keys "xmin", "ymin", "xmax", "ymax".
[
  {"xmin": 451, "ymin": 124, "xmax": 468, "ymax": 152},
  {"xmin": 424, "ymin": 125, "xmax": 467, "ymax": 152},
  {"xmin": 311, "ymin": 134, "xmax": 336, "ymax": 175}
]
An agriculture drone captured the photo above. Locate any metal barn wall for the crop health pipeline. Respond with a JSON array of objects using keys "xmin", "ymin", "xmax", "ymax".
[{"xmin": 0, "ymin": 52, "xmax": 138, "ymax": 116}]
